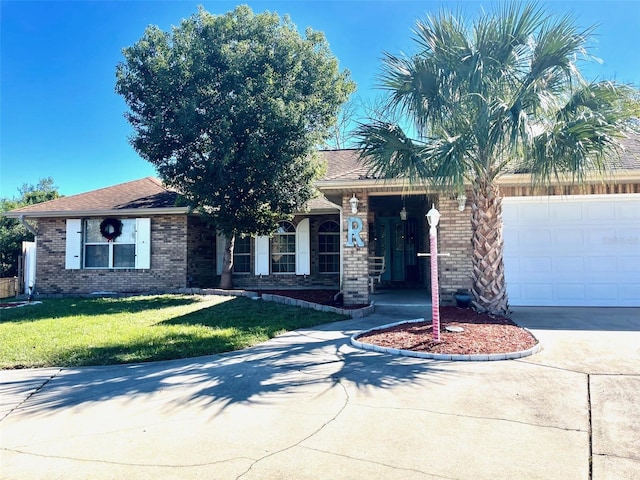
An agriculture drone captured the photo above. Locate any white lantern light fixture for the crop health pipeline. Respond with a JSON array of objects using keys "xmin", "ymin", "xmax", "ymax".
[
  {"xmin": 349, "ymin": 194, "xmax": 359, "ymax": 214},
  {"xmin": 456, "ymin": 193, "xmax": 467, "ymax": 212},
  {"xmin": 399, "ymin": 206, "xmax": 407, "ymax": 221},
  {"xmin": 426, "ymin": 204, "xmax": 441, "ymax": 228}
]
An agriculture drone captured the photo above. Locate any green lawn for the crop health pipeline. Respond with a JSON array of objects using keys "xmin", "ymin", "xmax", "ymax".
[{"xmin": 0, "ymin": 295, "xmax": 347, "ymax": 369}]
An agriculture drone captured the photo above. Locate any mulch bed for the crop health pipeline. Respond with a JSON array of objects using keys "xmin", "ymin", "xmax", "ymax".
[
  {"xmin": 357, "ymin": 306, "xmax": 538, "ymax": 355},
  {"xmin": 255, "ymin": 290, "xmax": 537, "ymax": 355}
]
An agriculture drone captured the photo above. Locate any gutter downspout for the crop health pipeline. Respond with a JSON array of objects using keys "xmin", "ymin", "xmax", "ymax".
[{"xmin": 19, "ymin": 216, "xmax": 38, "ymax": 298}]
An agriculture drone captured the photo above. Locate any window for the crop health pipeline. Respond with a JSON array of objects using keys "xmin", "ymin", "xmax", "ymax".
[
  {"xmin": 271, "ymin": 221, "xmax": 296, "ymax": 273},
  {"xmin": 65, "ymin": 218, "xmax": 150, "ymax": 270},
  {"xmin": 318, "ymin": 220, "xmax": 340, "ymax": 273},
  {"xmin": 84, "ymin": 219, "xmax": 136, "ymax": 268},
  {"xmin": 233, "ymin": 236, "xmax": 251, "ymax": 273}
]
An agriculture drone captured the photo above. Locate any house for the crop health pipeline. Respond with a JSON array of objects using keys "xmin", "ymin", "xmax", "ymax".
[{"xmin": 6, "ymin": 138, "xmax": 640, "ymax": 307}]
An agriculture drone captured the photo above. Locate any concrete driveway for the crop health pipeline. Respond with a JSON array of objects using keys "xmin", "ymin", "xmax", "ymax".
[{"xmin": 1, "ymin": 306, "xmax": 638, "ymax": 479}]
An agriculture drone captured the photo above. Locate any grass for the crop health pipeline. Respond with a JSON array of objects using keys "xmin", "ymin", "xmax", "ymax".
[{"xmin": 0, "ymin": 295, "xmax": 348, "ymax": 369}]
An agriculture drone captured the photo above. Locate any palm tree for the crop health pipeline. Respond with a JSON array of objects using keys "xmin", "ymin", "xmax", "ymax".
[{"xmin": 356, "ymin": 2, "xmax": 636, "ymax": 316}]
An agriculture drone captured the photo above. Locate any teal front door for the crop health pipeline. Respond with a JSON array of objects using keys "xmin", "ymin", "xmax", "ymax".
[{"xmin": 376, "ymin": 217, "xmax": 406, "ymax": 282}]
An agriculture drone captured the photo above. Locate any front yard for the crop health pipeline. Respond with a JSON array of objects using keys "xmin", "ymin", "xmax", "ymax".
[{"xmin": 0, "ymin": 295, "xmax": 347, "ymax": 369}]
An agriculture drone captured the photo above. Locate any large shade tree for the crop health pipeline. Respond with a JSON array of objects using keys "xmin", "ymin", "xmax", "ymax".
[
  {"xmin": 116, "ymin": 6, "xmax": 354, "ymax": 288},
  {"xmin": 356, "ymin": 2, "xmax": 636, "ymax": 316}
]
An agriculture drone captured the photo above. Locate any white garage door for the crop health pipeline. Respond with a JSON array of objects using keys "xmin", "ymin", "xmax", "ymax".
[{"xmin": 503, "ymin": 194, "xmax": 640, "ymax": 307}]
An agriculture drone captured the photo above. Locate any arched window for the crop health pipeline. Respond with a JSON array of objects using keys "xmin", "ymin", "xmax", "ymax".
[
  {"xmin": 271, "ymin": 221, "xmax": 296, "ymax": 273},
  {"xmin": 318, "ymin": 220, "xmax": 340, "ymax": 274}
]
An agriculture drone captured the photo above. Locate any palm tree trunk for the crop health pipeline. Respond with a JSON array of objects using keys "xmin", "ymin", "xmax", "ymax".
[
  {"xmin": 470, "ymin": 179, "xmax": 509, "ymax": 316},
  {"xmin": 219, "ymin": 233, "xmax": 235, "ymax": 290}
]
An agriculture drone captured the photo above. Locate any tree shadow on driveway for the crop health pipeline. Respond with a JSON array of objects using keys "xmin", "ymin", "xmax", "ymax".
[{"xmin": 0, "ymin": 318, "xmax": 461, "ymax": 421}]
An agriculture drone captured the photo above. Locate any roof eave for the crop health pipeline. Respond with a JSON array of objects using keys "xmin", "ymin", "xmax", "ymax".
[{"xmin": 4, "ymin": 207, "xmax": 191, "ymax": 219}]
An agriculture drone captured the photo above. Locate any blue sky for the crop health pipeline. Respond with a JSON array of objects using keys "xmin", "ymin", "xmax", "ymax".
[{"xmin": 2, "ymin": 0, "xmax": 639, "ymax": 197}]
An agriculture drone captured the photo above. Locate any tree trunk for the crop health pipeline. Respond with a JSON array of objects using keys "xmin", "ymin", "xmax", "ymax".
[
  {"xmin": 470, "ymin": 179, "xmax": 509, "ymax": 316},
  {"xmin": 219, "ymin": 233, "xmax": 235, "ymax": 290}
]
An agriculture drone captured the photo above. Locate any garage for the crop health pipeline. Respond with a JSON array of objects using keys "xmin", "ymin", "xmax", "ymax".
[{"xmin": 502, "ymin": 194, "xmax": 640, "ymax": 307}]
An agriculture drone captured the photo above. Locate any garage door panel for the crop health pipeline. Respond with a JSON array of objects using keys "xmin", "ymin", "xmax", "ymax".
[
  {"xmin": 554, "ymin": 284, "xmax": 586, "ymax": 301},
  {"xmin": 503, "ymin": 194, "xmax": 640, "ymax": 307},
  {"xmin": 616, "ymin": 202, "xmax": 640, "ymax": 219},
  {"xmin": 585, "ymin": 203, "xmax": 616, "ymax": 221},
  {"xmin": 586, "ymin": 257, "xmax": 619, "ymax": 274},
  {"xmin": 555, "ymin": 257, "xmax": 585, "ymax": 274},
  {"xmin": 554, "ymin": 203, "xmax": 584, "ymax": 222},
  {"xmin": 585, "ymin": 284, "xmax": 620, "ymax": 302},
  {"xmin": 521, "ymin": 284, "xmax": 553, "ymax": 304}
]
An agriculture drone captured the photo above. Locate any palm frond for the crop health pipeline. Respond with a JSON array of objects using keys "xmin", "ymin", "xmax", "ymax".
[{"xmin": 354, "ymin": 121, "xmax": 429, "ymax": 185}]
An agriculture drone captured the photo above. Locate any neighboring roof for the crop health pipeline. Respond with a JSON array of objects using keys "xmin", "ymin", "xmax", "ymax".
[{"xmin": 5, "ymin": 177, "xmax": 186, "ymax": 218}]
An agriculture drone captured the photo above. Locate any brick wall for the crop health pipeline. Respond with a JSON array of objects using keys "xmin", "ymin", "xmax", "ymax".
[
  {"xmin": 342, "ymin": 193, "xmax": 370, "ymax": 306},
  {"xmin": 34, "ymin": 215, "xmax": 189, "ymax": 294},
  {"xmin": 232, "ymin": 214, "xmax": 340, "ymax": 290},
  {"xmin": 437, "ymin": 196, "xmax": 473, "ymax": 303},
  {"xmin": 186, "ymin": 216, "xmax": 217, "ymax": 288}
]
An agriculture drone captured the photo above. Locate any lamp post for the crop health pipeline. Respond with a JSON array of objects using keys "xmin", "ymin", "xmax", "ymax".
[{"xmin": 426, "ymin": 204, "xmax": 441, "ymax": 342}]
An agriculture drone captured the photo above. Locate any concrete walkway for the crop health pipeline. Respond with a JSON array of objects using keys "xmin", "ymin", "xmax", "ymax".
[{"xmin": 1, "ymin": 302, "xmax": 638, "ymax": 479}]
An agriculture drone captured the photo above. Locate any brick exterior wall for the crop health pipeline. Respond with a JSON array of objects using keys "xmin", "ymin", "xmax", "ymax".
[
  {"xmin": 186, "ymin": 216, "xmax": 217, "ymax": 288},
  {"xmin": 232, "ymin": 214, "xmax": 340, "ymax": 291},
  {"xmin": 437, "ymin": 196, "xmax": 473, "ymax": 303},
  {"xmin": 34, "ymin": 215, "xmax": 189, "ymax": 295},
  {"xmin": 342, "ymin": 193, "xmax": 370, "ymax": 306}
]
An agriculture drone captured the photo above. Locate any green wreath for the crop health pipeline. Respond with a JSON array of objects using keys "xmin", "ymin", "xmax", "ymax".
[{"xmin": 100, "ymin": 218, "xmax": 123, "ymax": 241}]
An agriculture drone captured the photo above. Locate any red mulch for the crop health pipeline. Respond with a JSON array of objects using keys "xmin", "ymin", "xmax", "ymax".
[
  {"xmin": 255, "ymin": 290, "xmax": 537, "ymax": 355},
  {"xmin": 358, "ymin": 306, "xmax": 538, "ymax": 355}
]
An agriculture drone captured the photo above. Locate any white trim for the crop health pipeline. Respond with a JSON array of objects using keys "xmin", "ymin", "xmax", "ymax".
[
  {"xmin": 135, "ymin": 218, "xmax": 151, "ymax": 269},
  {"xmin": 295, "ymin": 218, "xmax": 310, "ymax": 275},
  {"xmin": 65, "ymin": 219, "xmax": 82, "ymax": 269},
  {"xmin": 255, "ymin": 235, "xmax": 270, "ymax": 275}
]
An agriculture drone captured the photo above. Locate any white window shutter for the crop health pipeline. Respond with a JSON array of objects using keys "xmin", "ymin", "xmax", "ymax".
[
  {"xmin": 65, "ymin": 219, "xmax": 82, "ymax": 269},
  {"xmin": 135, "ymin": 218, "xmax": 151, "ymax": 269},
  {"xmin": 255, "ymin": 235, "xmax": 269, "ymax": 275},
  {"xmin": 296, "ymin": 218, "xmax": 310, "ymax": 275},
  {"xmin": 216, "ymin": 232, "xmax": 226, "ymax": 275}
]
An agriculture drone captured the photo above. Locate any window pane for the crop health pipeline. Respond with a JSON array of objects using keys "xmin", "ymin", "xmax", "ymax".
[
  {"xmin": 85, "ymin": 245, "xmax": 109, "ymax": 268},
  {"xmin": 114, "ymin": 219, "xmax": 136, "ymax": 244},
  {"xmin": 272, "ymin": 254, "xmax": 295, "ymax": 273},
  {"xmin": 319, "ymin": 254, "xmax": 339, "ymax": 274},
  {"xmin": 319, "ymin": 221, "xmax": 339, "ymax": 233},
  {"xmin": 85, "ymin": 220, "xmax": 103, "ymax": 243},
  {"xmin": 114, "ymin": 244, "xmax": 135, "ymax": 268},
  {"xmin": 233, "ymin": 255, "xmax": 251, "ymax": 273},
  {"xmin": 235, "ymin": 236, "xmax": 251, "ymax": 254}
]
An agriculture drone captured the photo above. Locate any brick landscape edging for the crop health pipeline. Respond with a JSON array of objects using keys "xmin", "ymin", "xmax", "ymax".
[
  {"xmin": 177, "ymin": 288, "xmax": 374, "ymax": 318},
  {"xmin": 350, "ymin": 318, "xmax": 541, "ymax": 361}
]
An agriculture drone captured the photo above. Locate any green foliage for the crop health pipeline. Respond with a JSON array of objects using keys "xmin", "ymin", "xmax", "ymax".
[
  {"xmin": 355, "ymin": 1, "xmax": 637, "ymax": 315},
  {"xmin": 0, "ymin": 294, "xmax": 347, "ymax": 368},
  {"xmin": 357, "ymin": 1, "xmax": 637, "ymax": 191},
  {"xmin": 116, "ymin": 5, "xmax": 355, "ymax": 236},
  {"xmin": 0, "ymin": 178, "xmax": 59, "ymax": 277}
]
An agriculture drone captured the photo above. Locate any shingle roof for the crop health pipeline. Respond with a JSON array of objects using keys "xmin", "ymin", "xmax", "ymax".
[
  {"xmin": 318, "ymin": 149, "xmax": 372, "ymax": 181},
  {"xmin": 318, "ymin": 134, "xmax": 640, "ymax": 181},
  {"xmin": 6, "ymin": 177, "xmax": 182, "ymax": 217},
  {"xmin": 7, "ymin": 136, "xmax": 639, "ymax": 217},
  {"xmin": 619, "ymin": 135, "xmax": 640, "ymax": 170}
]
